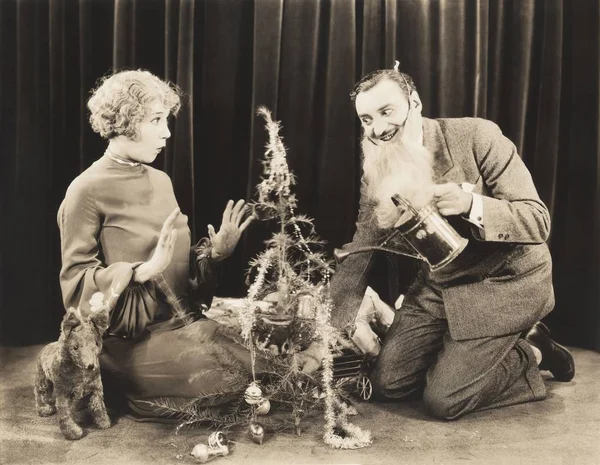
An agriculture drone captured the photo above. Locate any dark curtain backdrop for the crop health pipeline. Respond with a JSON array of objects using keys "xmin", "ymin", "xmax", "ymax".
[{"xmin": 2, "ymin": 0, "xmax": 599, "ymax": 350}]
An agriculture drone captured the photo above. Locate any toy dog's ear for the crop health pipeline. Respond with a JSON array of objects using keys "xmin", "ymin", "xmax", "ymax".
[
  {"xmin": 90, "ymin": 308, "xmax": 110, "ymax": 334},
  {"xmin": 61, "ymin": 307, "xmax": 81, "ymax": 335}
]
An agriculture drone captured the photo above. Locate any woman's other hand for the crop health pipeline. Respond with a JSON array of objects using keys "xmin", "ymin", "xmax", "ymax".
[
  {"xmin": 134, "ymin": 208, "xmax": 180, "ymax": 282},
  {"xmin": 208, "ymin": 200, "xmax": 253, "ymax": 261}
]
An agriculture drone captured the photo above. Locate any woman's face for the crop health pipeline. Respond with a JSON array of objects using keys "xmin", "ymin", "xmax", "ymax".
[{"xmin": 119, "ymin": 101, "xmax": 171, "ymax": 163}]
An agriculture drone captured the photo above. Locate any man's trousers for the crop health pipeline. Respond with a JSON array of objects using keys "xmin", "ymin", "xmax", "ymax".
[{"xmin": 371, "ymin": 276, "xmax": 547, "ymax": 420}]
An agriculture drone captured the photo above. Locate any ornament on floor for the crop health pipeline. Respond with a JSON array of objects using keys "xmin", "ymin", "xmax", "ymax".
[
  {"xmin": 244, "ymin": 382, "xmax": 263, "ymax": 405},
  {"xmin": 207, "ymin": 431, "xmax": 229, "ymax": 449},
  {"xmin": 248, "ymin": 421, "xmax": 265, "ymax": 444},
  {"xmin": 190, "ymin": 441, "xmax": 230, "ymax": 463},
  {"xmin": 255, "ymin": 398, "xmax": 271, "ymax": 415}
]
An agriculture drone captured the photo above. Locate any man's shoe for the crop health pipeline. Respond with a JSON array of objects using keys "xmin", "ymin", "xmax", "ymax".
[{"xmin": 525, "ymin": 322, "xmax": 575, "ymax": 382}]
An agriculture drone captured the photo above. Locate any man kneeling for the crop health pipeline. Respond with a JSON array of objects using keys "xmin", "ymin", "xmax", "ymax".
[{"xmin": 299, "ymin": 64, "xmax": 574, "ymax": 420}]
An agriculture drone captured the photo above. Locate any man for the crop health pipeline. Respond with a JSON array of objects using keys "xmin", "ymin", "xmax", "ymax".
[{"xmin": 300, "ymin": 65, "xmax": 574, "ymax": 420}]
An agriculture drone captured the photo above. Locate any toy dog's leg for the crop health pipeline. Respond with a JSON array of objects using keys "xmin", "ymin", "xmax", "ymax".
[
  {"xmin": 89, "ymin": 390, "xmax": 111, "ymax": 429},
  {"xmin": 56, "ymin": 394, "xmax": 83, "ymax": 440},
  {"xmin": 34, "ymin": 363, "xmax": 56, "ymax": 417}
]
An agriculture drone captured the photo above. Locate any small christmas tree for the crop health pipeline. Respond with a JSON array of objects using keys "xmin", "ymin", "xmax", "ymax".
[
  {"xmin": 152, "ymin": 107, "xmax": 371, "ymax": 450},
  {"xmin": 236, "ymin": 107, "xmax": 336, "ymax": 435}
]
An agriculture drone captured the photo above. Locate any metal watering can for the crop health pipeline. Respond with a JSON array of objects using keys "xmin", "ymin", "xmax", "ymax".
[{"xmin": 334, "ymin": 194, "xmax": 468, "ymax": 271}]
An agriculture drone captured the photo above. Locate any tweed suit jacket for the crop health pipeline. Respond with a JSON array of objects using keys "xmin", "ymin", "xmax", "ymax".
[{"xmin": 330, "ymin": 117, "xmax": 554, "ymax": 341}]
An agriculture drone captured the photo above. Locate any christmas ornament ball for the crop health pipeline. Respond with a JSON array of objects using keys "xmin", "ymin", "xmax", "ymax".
[
  {"xmin": 244, "ymin": 383, "xmax": 263, "ymax": 405},
  {"xmin": 248, "ymin": 422, "xmax": 265, "ymax": 444},
  {"xmin": 255, "ymin": 398, "xmax": 271, "ymax": 415}
]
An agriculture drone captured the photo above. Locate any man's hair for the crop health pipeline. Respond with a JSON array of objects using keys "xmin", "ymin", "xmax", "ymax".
[
  {"xmin": 87, "ymin": 69, "xmax": 182, "ymax": 140},
  {"xmin": 350, "ymin": 69, "xmax": 417, "ymax": 102}
]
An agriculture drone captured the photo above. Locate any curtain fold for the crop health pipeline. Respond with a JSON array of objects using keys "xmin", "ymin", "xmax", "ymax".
[
  {"xmin": 525, "ymin": 0, "xmax": 562, "ymax": 219},
  {"xmin": 171, "ymin": 0, "xmax": 195, "ymax": 234},
  {"xmin": 248, "ymin": 0, "xmax": 282, "ymax": 192},
  {"xmin": 471, "ymin": 0, "xmax": 489, "ymax": 117},
  {"xmin": 318, "ymin": 0, "xmax": 357, "ymax": 243},
  {"xmin": 1, "ymin": 0, "xmax": 599, "ymax": 350}
]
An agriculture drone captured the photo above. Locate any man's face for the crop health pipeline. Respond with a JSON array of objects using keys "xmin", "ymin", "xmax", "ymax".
[
  {"xmin": 121, "ymin": 101, "xmax": 171, "ymax": 164},
  {"xmin": 355, "ymin": 79, "xmax": 411, "ymax": 146}
]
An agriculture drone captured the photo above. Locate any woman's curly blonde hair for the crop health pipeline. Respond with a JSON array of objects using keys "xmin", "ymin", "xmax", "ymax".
[{"xmin": 87, "ymin": 70, "xmax": 182, "ymax": 140}]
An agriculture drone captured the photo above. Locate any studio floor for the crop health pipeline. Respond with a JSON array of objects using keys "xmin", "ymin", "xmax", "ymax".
[{"xmin": 1, "ymin": 344, "xmax": 599, "ymax": 465}]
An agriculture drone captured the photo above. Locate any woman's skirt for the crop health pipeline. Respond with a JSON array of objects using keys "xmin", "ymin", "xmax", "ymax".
[{"xmin": 100, "ymin": 317, "xmax": 252, "ymax": 419}]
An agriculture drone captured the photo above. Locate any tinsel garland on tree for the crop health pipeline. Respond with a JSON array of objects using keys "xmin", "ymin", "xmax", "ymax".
[{"xmin": 151, "ymin": 107, "xmax": 372, "ymax": 450}]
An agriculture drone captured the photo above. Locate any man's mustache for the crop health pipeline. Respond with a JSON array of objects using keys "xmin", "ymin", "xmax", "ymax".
[{"xmin": 365, "ymin": 130, "xmax": 397, "ymax": 146}]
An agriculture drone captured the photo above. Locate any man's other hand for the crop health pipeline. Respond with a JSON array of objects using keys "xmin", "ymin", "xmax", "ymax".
[{"xmin": 297, "ymin": 341, "xmax": 326, "ymax": 374}]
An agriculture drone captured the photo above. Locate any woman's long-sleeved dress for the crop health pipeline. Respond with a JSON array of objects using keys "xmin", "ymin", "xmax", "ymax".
[{"xmin": 58, "ymin": 154, "xmax": 252, "ymax": 417}]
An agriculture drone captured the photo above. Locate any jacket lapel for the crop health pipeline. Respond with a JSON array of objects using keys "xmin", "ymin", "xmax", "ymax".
[{"xmin": 422, "ymin": 117, "xmax": 454, "ymax": 181}]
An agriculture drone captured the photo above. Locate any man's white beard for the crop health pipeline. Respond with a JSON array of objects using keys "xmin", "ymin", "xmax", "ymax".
[{"xmin": 361, "ymin": 136, "xmax": 435, "ymax": 229}]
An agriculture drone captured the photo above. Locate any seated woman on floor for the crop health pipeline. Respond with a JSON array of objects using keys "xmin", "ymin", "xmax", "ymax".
[{"xmin": 57, "ymin": 69, "xmax": 254, "ymax": 419}]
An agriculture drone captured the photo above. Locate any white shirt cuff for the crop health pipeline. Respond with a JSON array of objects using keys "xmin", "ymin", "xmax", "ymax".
[{"xmin": 460, "ymin": 183, "xmax": 484, "ymax": 229}]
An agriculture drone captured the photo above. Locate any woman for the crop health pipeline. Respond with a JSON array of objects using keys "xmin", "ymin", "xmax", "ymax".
[{"xmin": 58, "ymin": 69, "xmax": 254, "ymax": 418}]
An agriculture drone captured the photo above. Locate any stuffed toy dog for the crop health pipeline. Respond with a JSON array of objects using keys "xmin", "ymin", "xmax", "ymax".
[{"xmin": 34, "ymin": 300, "xmax": 111, "ymax": 440}]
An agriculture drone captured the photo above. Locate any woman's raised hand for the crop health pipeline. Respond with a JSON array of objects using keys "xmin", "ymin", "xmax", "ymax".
[
  {"xmin": 134, "ymin": 208, "xmax": 180, "ymax": 283},
  {"xmin": 208, "ymin": 200, "xmax": 253, "ymax": 261}
]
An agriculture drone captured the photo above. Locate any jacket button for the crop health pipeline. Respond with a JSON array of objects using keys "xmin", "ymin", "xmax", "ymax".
[{"xmin": 498, "ymin": 233, "xmax": 504, "ymax": 239}]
